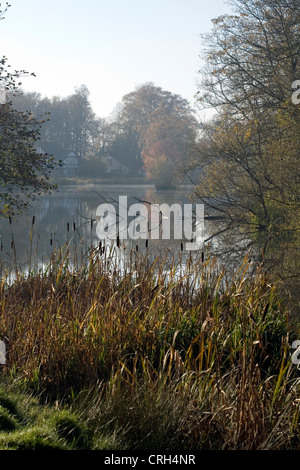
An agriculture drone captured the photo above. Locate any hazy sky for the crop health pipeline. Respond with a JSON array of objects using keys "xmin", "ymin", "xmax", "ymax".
[{"xmin": 0, "ymin": 0, "xmax": 233, "ymax": 119}]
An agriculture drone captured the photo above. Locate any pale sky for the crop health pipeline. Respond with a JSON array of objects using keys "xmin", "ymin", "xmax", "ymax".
[{"xmin": 0, "ymin": 0, "xmax": 233, "ymax": 119}]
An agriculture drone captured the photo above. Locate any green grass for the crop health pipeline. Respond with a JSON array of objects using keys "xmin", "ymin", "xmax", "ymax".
[{"xmin": 0, "ymin": 379, "xmax": 123, "ymax": 450}]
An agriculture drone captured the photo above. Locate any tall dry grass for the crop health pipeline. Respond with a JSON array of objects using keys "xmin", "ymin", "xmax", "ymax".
[{"xmin": 0, "ymin": 237, "xmax": 299, "ymax": 449}]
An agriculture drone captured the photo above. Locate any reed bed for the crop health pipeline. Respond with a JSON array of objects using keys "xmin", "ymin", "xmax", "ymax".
[{"xmin": 0, "ymin": 236, "xmax": 299, "ymax": 450}]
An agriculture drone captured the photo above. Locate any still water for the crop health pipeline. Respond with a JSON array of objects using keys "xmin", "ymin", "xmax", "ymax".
[{"xmin": 0, "ymin": 184, "xmax": 210, "ymax": 272}]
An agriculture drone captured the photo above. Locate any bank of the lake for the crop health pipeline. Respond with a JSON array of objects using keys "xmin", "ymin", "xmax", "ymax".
[
  {"xmin": 0, "ymin": 244, "xmax": 299, "ymax": 450},
  {"xmin": 0, "ymin": 182, "xmax": 299, "ymax": 450}
]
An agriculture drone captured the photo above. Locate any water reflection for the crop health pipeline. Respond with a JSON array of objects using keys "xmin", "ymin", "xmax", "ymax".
[{"xmin": 0, "ymin": 184, "xmax": 205, "ymax": 272}]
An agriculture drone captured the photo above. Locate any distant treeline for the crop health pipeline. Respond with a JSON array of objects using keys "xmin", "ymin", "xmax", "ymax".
[{"xmin": 11, "ymin": 83, "xmax": 199, "ymax": 184}]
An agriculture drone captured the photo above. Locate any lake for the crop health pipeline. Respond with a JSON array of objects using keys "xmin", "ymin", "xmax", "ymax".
[{"xmin": 0, "ymin": 184, "xmax": 211, "ymax": 273}]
